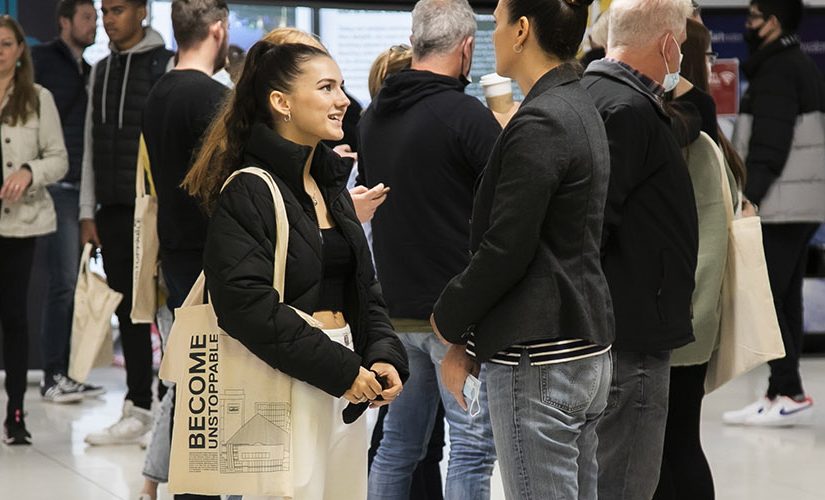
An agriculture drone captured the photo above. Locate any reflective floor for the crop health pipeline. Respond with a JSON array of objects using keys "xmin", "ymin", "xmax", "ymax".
[{"xmin": 1, "ymin": 359, "xmax": 824, "ymax": 500}]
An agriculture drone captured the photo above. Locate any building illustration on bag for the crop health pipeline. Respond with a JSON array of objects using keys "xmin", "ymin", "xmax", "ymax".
[{"xmin": 219, "ymin": 389, "xmax": 291, "ymax": 473}]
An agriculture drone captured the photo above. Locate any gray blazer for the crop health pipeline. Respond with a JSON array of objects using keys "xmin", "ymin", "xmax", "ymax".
[{"xmin": 433, "ymin": 64, "xmax": 615, "ymax": 359}]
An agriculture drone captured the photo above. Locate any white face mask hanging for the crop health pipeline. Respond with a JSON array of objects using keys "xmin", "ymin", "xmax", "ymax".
[
  {"xmin": 463, "ymin": 374, "xmax": 482, "ymax": 417},
  {"xmin": 662, "ymin": 34, "xmax": 683, "ymax": 93}
]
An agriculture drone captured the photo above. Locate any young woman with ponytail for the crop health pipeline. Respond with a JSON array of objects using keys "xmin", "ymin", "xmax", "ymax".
[{"xmin": 183, "ymin": 39, "xmax": 408, "ymax": 498}]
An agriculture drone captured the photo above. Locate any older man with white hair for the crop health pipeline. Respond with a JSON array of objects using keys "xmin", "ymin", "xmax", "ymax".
[
  {"xmin": 359, "ymin": 0, "xmax": 500, "ymax": 499},
  {"xmin": 581, "ymin": 0, "xmax": 698, "ymax": 498}
]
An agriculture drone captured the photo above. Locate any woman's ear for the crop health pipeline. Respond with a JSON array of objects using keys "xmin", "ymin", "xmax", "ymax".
[
  {"xmin": 516, "ymin": 16, "xmax": 530, "ymax": 47},
  {"xmin": 268, "ymin": 90, "xmax": 291, "ymax": 121}
]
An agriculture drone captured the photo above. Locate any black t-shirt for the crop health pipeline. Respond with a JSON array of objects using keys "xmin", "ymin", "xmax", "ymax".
[{"xmin": 142, "ymin": 69, "xmax": 227, "ymax": 256}]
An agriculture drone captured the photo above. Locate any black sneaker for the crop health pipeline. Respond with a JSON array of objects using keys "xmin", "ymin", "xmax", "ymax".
[
  {"xmin": 69, "ymin": 377, "xmax": 106, "ymax": 398},
  {"xmin": 3, "ymin": 409, "xmax": 31, "ymax": 445},
  {"xmin": 40, "ymin": 373, "xmax": 83, "ymax": 404}
]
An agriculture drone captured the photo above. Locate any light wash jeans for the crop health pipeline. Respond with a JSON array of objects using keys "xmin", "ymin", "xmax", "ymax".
[
  {"xmin": 143, "ymin": 306, "xmax": 175, "ymax": 482},
  {"xmin": 368, "ymin": 332, "xmax": 497, "ymax": 500},
  {"xmin": 486, "ymin": 351, "xmax": 611, "ymax": 500}
]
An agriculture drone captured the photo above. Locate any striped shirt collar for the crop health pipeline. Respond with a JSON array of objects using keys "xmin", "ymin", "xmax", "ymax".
[{"xmin": 605, "ymin": 58, "xmax": 665, "ymax": 99}]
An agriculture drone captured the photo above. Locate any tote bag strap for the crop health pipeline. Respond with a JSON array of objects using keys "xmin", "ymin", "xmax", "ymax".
[
  {"xmin": 220, "ymin": 167, "xmax": 289, "ymax": 300},
  {"xmin": 712, "ymin": 134, "xmax": 736, "ymax": 225},
  {"xmin": 77, "ymin": 242, "xmax": 93, "ymax": 284},
  {"xmin": 135, "ymin": 134, "xmax": 157, "ymax": 197}
]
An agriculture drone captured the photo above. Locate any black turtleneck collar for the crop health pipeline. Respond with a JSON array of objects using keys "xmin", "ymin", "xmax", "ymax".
[
  {"xmin": 242, "ymin": 122, "xmax": 354, "ymax": 202},
  {"xmin": 743, "ymin": 34, "xmax": 801, "ymax": 79}
]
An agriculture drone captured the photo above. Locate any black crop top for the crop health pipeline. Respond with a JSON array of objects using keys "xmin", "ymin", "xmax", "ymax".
[{"xmin": 317, "ymin": 226, "xmax": 355, "ymax": 311}]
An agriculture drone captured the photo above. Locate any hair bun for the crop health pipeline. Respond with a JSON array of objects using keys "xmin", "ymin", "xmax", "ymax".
[{"xmin": 564, "ymin": 0, "xmax": 595, "ymax": 7}]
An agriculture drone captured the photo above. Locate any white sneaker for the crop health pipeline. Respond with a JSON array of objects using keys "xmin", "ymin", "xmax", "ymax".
[
  {"xmin": 85, "ymin": 401, "xmax": 153, "ymax": 446},
  {"xmin": 745, "ymin": 396, "xmax": 814, "ymax": 427},
  {"xmin": 722, "ymin": 397, "xmax": 773, "ymax": 425}
]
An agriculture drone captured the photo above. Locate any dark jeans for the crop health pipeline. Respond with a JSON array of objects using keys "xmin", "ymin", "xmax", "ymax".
[
  {"xmin": 763, "ymin": 223, "xmax": 819, "ymax": 399},
  {"xmin": 597, "ymin": 350, "xmax": 671, "ymax": 500},
  {"xmin": 0, "ymin": 236, "xmax": 36, "ymax": 415},
  {"xmin": 369, "ymin": 403, "xmax": 445, "ymax": 500},
  {"xmin": 40, "ymin": 185, "xmax": 80, "ymax": 377},
  {"xmin": 654, "ymin": 363, "xmax": 714, "ymax": 500},
  {"xmin": 96, "ymin": 205, "xmax": 153, "ymax": 410}
]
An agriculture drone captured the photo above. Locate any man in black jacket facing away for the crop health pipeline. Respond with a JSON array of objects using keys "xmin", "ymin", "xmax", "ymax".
[
  {"xmin": 581, "ymin": 0, "xmax": 698, "ymax": 498},
  {"xmin": 723, "ymin": 0, "xmax": 825, "ymax": 427},
  {"xmin": 79, "ymin": 0, "xmax": 173, "ymax": 446},
  {"xmin": 32, "ymin": 0, "xmax": 104, "ymax": 403},
  {"xmin": 359, "ymin": 0, "xmax": 499, "ymax": 498}
]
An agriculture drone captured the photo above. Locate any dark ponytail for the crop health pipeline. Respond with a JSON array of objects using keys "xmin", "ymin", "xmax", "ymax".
[
  {"xmin": 506, "ymin": 0, "xmax": 594, "ymax": 60},
  {"xmin": 184, "ymin": 41, "xmax": 328, "ymax": 211}
]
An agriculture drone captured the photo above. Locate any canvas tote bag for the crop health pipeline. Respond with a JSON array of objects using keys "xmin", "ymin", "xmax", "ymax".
[
  {"xmin": 131, "ymin": 134, "xmax": 160, "ymax": 323},
  {"xmin": 68, "ymin": 243, "xmax": 122, "ymax": 383},
  {"xmin": 705, "ymin": 144, "xmax": 786, "ymax": 393},
  {"xmin": 160, "ymin": 167, "xmax": 321, "ymax": 497}
]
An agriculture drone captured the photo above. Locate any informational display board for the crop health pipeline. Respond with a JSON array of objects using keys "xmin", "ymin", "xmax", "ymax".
[{"xmin": 319, "ymin": 9, "xmax": 412, "ymax": 107}]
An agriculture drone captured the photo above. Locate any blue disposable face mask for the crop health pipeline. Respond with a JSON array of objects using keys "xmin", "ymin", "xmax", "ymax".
[
  {"xmin": 662, "ymin": 35, "xmax": 683, "ymax": 93},
  {"xmin": 462, "ymin": 374, "xmax": 481, "ymax": 417}
]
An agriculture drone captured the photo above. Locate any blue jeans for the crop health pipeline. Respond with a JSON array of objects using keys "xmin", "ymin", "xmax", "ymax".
[
  {"xmin": 486, "ymin": 351, "xmax": 611, "ymax": 500},
  {"xmin": 368, "ymin": 332, "xmax": 496, "ymax": 500},
  {"xmin": 597, "ymin": 350, "xmax": 671, "ymax": 500},
  {"xmin": 40, "ymin": 185, "xmax": 80, "ymax": 377}
]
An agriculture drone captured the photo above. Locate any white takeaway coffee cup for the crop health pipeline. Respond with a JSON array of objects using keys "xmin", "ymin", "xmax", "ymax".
[{"xmin": 480, "ymin": 73, "xmax": 514, "ymax": 113}]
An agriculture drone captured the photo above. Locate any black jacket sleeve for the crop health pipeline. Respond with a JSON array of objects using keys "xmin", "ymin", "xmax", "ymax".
[
  {"xmin": 203, "ymin": 174, "xmax": 362, "ymax": 397},
  {"xmin": 360, "ymin": 273, "xmax": 410, "ymax": 380},
  {"xmin": 743, "ymin": 69, "xmax": 800, "ymax": 205},
  {"xmin": 432, "ymin": 107, "xmax": 568, "ymax": 343},
  {"xmin": 338, "ymin": 192, "xmax": 409, "ymax": 381}
]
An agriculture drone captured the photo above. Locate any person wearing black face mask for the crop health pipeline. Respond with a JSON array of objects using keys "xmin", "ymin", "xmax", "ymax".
[{"xmin": 724, "ymin": 0, "xmax": 825, "ymax": 427}]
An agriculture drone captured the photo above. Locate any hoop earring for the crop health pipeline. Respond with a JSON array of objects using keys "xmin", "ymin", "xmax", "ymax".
[
  {"xmin": 513, "ymin": 44, "xmax": 523, "ymax": 54},
  {"xmin": 283, "ymin": 111, "xmax": 291, "ymax": 123}
]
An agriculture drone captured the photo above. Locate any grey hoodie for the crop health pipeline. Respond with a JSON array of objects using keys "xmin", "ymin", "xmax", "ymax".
[{"xmin": 79, "ymin": 27, "xmax": 171, "ymax": 220}]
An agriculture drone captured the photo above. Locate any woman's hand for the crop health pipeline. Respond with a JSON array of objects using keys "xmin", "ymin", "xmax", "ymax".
[
  {"xmin": 441, "ymin": 344, "xmax": 479, "ymax": 411},
  {"xmin": 492, "ymin": 101, "xmax": 520, "ymax": 128},
  {"xmin": 742, "ymin": 198, "xmax": 759, "ymax": 218},
  {"xmin": 0, "ymin": 168, "xmax": 33, "ymax": 204},
  {"xmin": 343, "ymin": 366, "xmax": 383, "ymax": 404},
  {"xmin": 333, "ymin": 144, "xmax": 358, "ymax": 161},
  {"xmin": 369, "ymin": 362, "xmax": 403, "ymax": 408},
  {"xmin": 350, "ymin": 183, "xmax": 390, "ymax": 223}
]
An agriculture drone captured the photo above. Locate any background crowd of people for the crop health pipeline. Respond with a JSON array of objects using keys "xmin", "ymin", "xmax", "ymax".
[{"xmin": 0, "ymin": 0, "xmax": 823, "ymax": 499}]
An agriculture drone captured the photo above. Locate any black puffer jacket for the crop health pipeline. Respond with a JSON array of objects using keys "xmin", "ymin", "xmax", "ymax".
[
  {"xmin": 733, "ymin": 34, "xmax": 825, "ymax": 223},
  {"xmin": 90, "ymin": 28, "xmax": 172, "ymax": 207},
  {"xmin": 203, "ymin": 123, "xmax": 409, "ymax": 399}
]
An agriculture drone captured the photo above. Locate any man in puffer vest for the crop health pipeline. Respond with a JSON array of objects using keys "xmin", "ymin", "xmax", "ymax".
[
  {"xmin": 78, "ymin": 0, "xmax": 173, "ymax": 445},
  {"xmin": 725, "ymin": 0, "xmax": 825, "ymax": 427}
]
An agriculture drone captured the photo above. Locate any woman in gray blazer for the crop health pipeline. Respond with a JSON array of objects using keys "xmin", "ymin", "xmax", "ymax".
[{"xmin": 431, "ymin": 0, "xmax": 613, "ymax": 498}]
